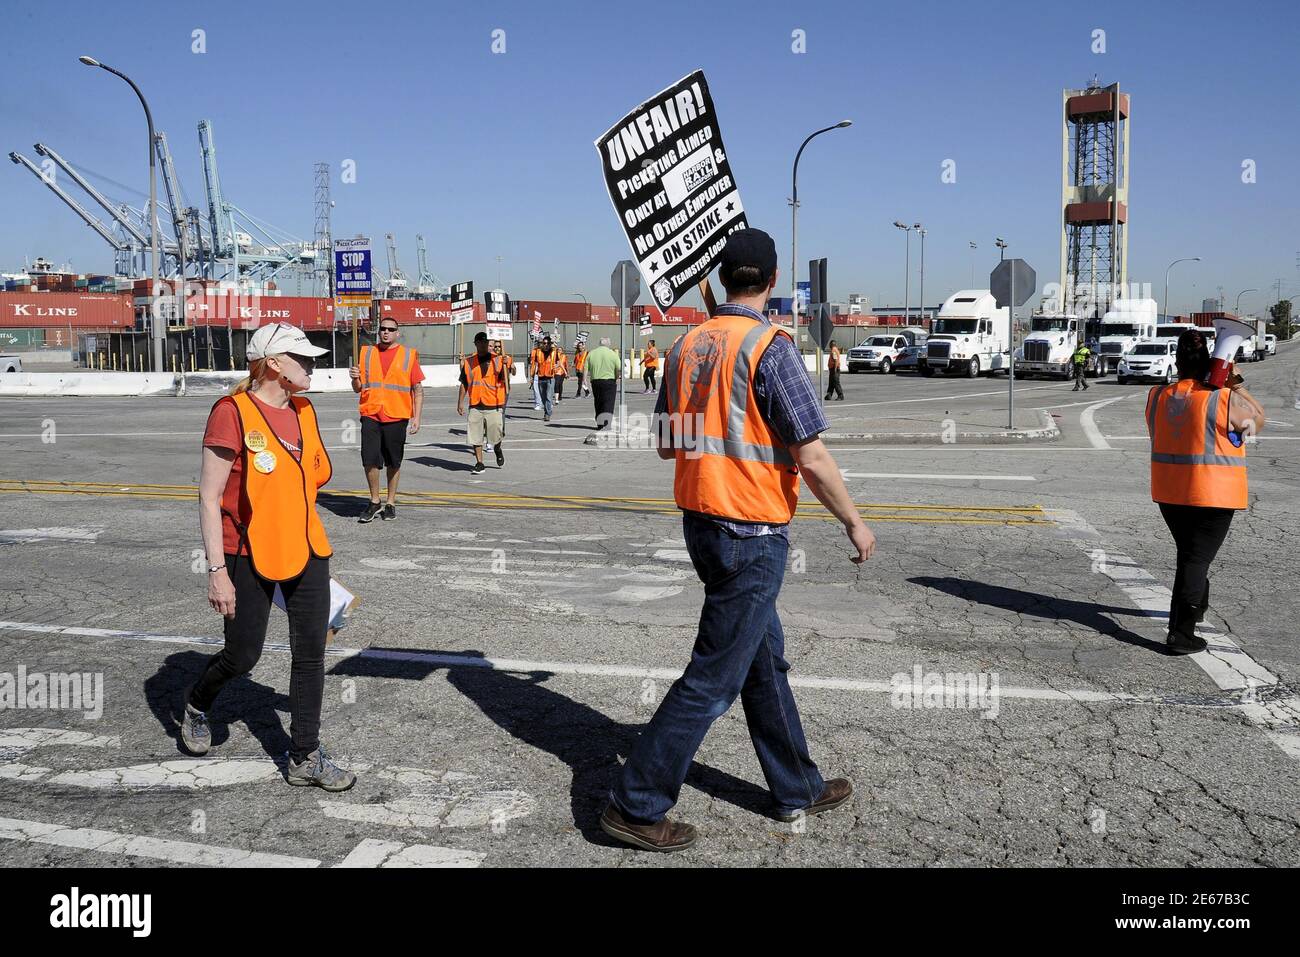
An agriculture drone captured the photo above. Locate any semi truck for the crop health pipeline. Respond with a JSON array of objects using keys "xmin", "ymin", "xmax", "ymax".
[
  {"xmin": 1095, "ymin": 298, "xmax": 1159, "ymax": 375},
  {"xmin": 920, "ymin": 290, "xmax": 1011, "ymax": 377},
  {"xmin": 1016, "ymin": 313, "xmax": 1080, "ymax": 378}
]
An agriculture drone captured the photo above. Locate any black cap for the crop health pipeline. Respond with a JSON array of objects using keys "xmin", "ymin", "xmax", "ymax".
[
  {"xmin": 718, "ymin": 228, "xmax": 777, "ymax": 287},
  {"xmin": 474, "ymin": 331, "xmax": 488, "ymax": 343}
]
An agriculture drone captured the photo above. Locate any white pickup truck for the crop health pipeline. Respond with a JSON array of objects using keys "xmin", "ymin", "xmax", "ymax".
[
  {"xmin": 920, "ymin": 290, "xmax": 1011, "ymax": 378},
  {"xmin": 847, "ymin": 328, "xmax": 927, "ymax": 374},
  {"xmin": 1016, "ymin": 313, "xmax": 1079, "ymax": 378},
  {"xmin": 1, "ymin": 354, "xmax": 23, "ymax": 373}
]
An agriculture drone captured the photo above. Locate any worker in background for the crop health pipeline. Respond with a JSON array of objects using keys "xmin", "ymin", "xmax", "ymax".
[
  {"xmin": 642, "ymin": 339, "xmax": 659, "ymax": 393},
  {"xmin": 1147, "ymin": 329, "xmax": 1265, "ymax": 655},
  {"xmin": 530, "ymin": 335, "xmax": 558, "ymax": 421},
  {"xmin": 349, "ymin": 318, "xmax": 423, "ymax": 523},
  {"xmin": 554, "ymin": 343, "xmax": 569, "ymax": 403},
  {"xmin": 585, "ymin": 336, "xmax": 620, "ymax": 430},
  {"xmin": 574, "ymin": 340, "xmax": 590, "ymax": 397},
  {"xmin": 528, "ymin": 337, "xmax": 544, "ymax": 411},
  {"xmin": 1071, "ymin": 340, "xmax": 1092, "ymax": 391},
  {"xmin": 825, "ymin": 339, "xmax": 844, "ymax": 401},
  {"xmin": 458, "ymin": 331, "xmax": 509, "ymax": 474},
  {"xmin": 194, "ymin": 322, "xmax": 355, "ymax": 791},
  {"xmin": 601, "ymin": 228, "xmax": 875, "ymax": 852}
]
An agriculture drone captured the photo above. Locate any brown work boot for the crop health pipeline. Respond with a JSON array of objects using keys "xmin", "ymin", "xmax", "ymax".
[
  {"xmin": 776, "ymin": 778, "xmax": 854, "ymax": 822},
  {"xmin": 599, "ymin": 805, "xmax": 697, "ymax": 852}
]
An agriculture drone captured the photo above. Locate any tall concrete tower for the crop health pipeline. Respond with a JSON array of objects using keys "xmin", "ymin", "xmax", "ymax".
[{"xmin": 1059, "ymin": 81, "xmax": 1129, "ymax": 332}]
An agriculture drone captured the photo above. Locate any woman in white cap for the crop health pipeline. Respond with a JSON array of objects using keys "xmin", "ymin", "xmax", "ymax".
[{"xmin": 187, "ymin": 322, "xmax": 355, "ymax": 791}]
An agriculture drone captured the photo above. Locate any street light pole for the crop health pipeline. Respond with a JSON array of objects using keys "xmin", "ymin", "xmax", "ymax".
[
  {"xmin": 1234, "ymin": 288, "xmax": 1257, "ymax": 316},
  {"xmin": 573, "ymin": 293, "xmax": 589, "ymax": 339},
  {"xmin": 81, "ymin": 55, "xmax": 163, "ymax": 374},
  {"xmin": 1163, "ymin": 256, "xmax": 1201, "ymax": 320},
  {"xmin": 914, "ymin": 223, "xmax": 926, "ymax": 326},
  {"xmin": 791, "ymin": 121, "xmax": 851, "ymax": 364},
  {"xmin": 893, "ymin": 221, "xmax": 911, "ymax": 322},
  {"xmin": 969, "ymin": 242, "xmax": 977, "ymax": 287}
]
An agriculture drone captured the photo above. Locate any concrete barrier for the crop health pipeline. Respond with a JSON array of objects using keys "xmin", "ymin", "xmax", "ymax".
[
  {"xmin": 0, "ymin": 364, "xmax": 533, "ymax": 398},
  {"xmin": 0, "ymin": 371, "xmax": 180, "ymax": 397}
]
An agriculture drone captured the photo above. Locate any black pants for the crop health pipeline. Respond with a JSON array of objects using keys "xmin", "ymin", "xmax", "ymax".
[
  {"xmin": 826, "ymin": 367, "xmax": 843, "ymax": 400},
  {"xmin": 592, "ymin": 378, "xmax": 617, "ymax": 429},
  {"xmin": 555, "ymin": 375, "xmax": 565, "ymax": 400},
  {"xmin": 576, "ymin": 370, "xmax": 586, "ymax": 394},
  {"xmin": 643, "ymin": 367, "xmax": 657, "ymax": 390},
  {"xmin": 190, "ymin": 552, "xmax": 330, "ymax": 762},
  {"xmin": 1158, "ymin": 503, "xmax": 1234, "ymax": 642}
]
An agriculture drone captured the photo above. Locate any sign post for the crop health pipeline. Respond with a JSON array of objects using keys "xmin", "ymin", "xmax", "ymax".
[
  {"xmin": 991, "ymin": 257, "xmax": 1036, "ymax": 429},
  {"xmin": 334, "ymin": 237, "xmax": 372, "ymax": 367},
  {"xmin": 612, "ymin": 260, "xmax": 640, "ymax": 428},
  {"xmin": 809, "ymin": 258, "xmax": 828, "ymax": 400}
]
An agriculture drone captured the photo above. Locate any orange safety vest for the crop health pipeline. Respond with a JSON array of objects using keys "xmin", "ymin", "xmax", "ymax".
[
  {"xmin": 555, "ymin": 350, "xmax": 569, "ymax": 375},
  {"xmin": 225, "ymin": 391, "xmax": 333, "ymax": 581},
  {"xmin": 665, "ymin": 314, "xmax": 800, "ymax": 524},
  {"xmin": 532, "ymin": 347, "xmax": 557, "ymax": 378},
  {"xmin": 462, "ymin": 354, "xmax": 508, "ymax": 408},
  {"xmin": 828, "ymin": 346, "xmax": 840, "ymax": 370},
  {"xmin": 644, "ymin": 346, "xmax": 658, "ymax": 369},
  {"xmin": 575, "ymin": 350, "xmax": 586, "ymax": 371},
  {"xmin": 359, "ymin": 344, "xmax": 416, "ymax": 420},
  {"xmin": 1146, "ymin": 379, "xmax": 1247, "ymax": 509}
]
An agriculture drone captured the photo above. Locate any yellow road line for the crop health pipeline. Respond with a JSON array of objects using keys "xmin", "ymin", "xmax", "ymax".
[{"xmin": 0, "ymin": 481, "xmax": 1051, "ymax": 525}]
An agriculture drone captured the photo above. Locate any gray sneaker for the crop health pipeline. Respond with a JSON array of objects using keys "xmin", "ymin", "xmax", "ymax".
[
  {"xmin": 381, "ymin": 503, "xmax": 396, "ymax": 521},
  {"xmin": 180, "ymin": 690, "xmax": 211, "ymax": 756},
  {"xmin": 285, "ymin": 747, "xmax": 356, "ymax": 792}
]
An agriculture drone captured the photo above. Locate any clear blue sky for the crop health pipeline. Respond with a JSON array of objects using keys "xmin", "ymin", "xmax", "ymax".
[{"xmin": 2, "ymin": 0, "xmax": 1297, "ymax": 315}]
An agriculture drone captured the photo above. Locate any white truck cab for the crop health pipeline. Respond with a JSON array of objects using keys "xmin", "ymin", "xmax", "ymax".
[
  {"xmin": 1096, "ymin": 298, "xmax": 1158, "ymax": 374},
  {"xmin": 1265, "ymin": 333, "xmax": 1277, "ymax": 356},
  {"xmin": 921, "ymin": 290, "xmax": 1010, "ymax": 378},
  {"xmin": 848, "ymin": 328, "xmax": 926, "ymax": 373},
  {"xmin": 1016, "ymin": 313, "xmax": 1079, "ymax": 378},
  {"xmin": 1117, "ymin": 339, "xmax": 1177, "ymax": 384}
]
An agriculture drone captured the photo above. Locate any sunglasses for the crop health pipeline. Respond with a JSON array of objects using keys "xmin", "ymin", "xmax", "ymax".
[
  {"xmin": 285, "ymin": 353, "xmax": 317, "ymax": 370},
  {"xmin": 379, "ymin": 325, "xmax": 399, "ymax": 333}
]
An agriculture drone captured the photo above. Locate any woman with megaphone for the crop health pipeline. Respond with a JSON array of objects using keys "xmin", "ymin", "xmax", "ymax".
[{"xmin": 1146, "ymin": 327, "xmax": 1265, "ymax": 654}]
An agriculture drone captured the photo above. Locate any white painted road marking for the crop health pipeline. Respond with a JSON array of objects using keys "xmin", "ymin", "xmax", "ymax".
[
  {"xmin": 0, "ymin": 619, "xmax": 1275, "ymax": 713},
  {"xmin": 335, "ymin": 838, "xmax": 484, "ymax": 868},
  {"xmin": 0, "ymin": 816, "xmax": 319, "ymax": 867},
  {"xmin": 841, "ymin": 472, "xmax": 1036, "ymax": 482},
  {"xmin": 1051, "ymin": 509, "xmax": 1300, "ymax": 761},
  {"xmin": 0, "ymin": 526, "xmax": 102, "ymax": 545},
  {"xmin": 1078, "ymin": 395, "xmax": 1135, "ymax": 450}
]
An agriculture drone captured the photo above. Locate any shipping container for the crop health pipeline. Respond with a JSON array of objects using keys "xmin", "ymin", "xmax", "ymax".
[
  {"xmin": 186, "ymin": 294, "xmax": 336, "ymax": 330},
  {"xmin": 0, "ymin": 291, "xmax": 135, "ymax": 328},
  {"xmin": 375, "ymin": 299, "xmax": 462, "ymax": 325},
  {"xmin": 0, "ymin": 328, "xmax": 45, "ymax": 347}
]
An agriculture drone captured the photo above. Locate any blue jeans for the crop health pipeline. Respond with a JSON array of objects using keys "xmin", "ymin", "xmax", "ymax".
[
  {"xmin": 537, "ymin": 376, "xmax": 554, "ymax": 417},
  {"xmin": 611, "ymin": 513, "xmax": 825, "ymax": 822}
]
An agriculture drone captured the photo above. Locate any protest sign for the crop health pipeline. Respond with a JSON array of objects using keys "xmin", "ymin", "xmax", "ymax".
[{"xmin": 595, "ymin": 70, "xmax": 747, "ymax": 312}]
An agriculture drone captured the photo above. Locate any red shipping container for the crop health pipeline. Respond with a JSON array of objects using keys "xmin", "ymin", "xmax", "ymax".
[
  {"xmin": 375, "ymin": 299, "xmax": 491, "ymax": 325},
  {"xmin": 186, "ymin": 294, "xmax": 335, "ymax": 330},
  {"xmin": 0, "ymin": 291, "xmax": 134, "ymax": 328}
]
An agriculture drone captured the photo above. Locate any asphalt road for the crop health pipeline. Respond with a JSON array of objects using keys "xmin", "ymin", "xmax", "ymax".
[{"xmin": 1, "ymin": 344, "xmax": 1298, "ymax": 867}]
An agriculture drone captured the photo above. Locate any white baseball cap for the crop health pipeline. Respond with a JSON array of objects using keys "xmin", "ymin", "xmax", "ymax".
[{"xmin": 245, "ymin": 322, "xmax": 329, "ymax": 360}]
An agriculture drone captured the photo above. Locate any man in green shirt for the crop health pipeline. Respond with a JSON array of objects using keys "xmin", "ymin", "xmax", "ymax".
[{"xmin": 585, "ymin": 337, "xmax": 620, "ymax": 430}]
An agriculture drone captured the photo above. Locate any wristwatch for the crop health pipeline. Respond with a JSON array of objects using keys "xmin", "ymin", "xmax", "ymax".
[{"xmin": 207, "ymin": 564, "xmax": 226, "ymax": 574}]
